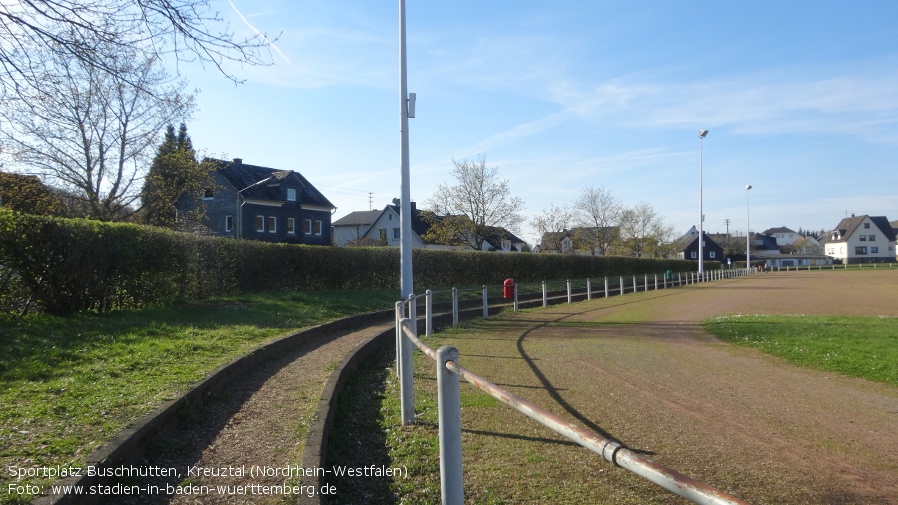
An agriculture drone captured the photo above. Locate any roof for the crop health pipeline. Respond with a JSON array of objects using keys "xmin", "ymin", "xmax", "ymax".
[
  {"xmin": 829, "ymin": 215, "xmax": 897, "ymax": 242},
  {"xmin": 675, "ymin": 232, "xmax": 722, "ymax": 252},
  {"xmin": 333, "ymin": 210, "xmax": 381, "ymax": 227},
  {"xmin": 208, "ymin": 158, "xmax": 335, "ymax": 209},
  {"xmin": 386, "ymin": 203, "xmax": 431, "ymax": 238},
  {"xmin": 762, "ymin": 226, "xmax": 797, "ymax": 235}
]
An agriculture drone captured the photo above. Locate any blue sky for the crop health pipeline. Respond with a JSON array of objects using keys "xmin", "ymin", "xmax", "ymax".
[{"xmin": 182, "ymin": 1, "xmax": 898, "ymax": 245}]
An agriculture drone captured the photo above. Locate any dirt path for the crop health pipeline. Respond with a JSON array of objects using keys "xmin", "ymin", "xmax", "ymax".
[
  {"xmin": 443, "ymin": 270, "xmax": 898, "ymax": 504},
  {"xmin": 120, "ymin": 321, "xmax": 394, "ymax": 505}
]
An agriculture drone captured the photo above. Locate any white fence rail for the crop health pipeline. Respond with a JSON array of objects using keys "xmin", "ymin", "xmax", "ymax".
[{"xmin": 394, "ymin": 269, "xmax": 752, "ymax": 505}]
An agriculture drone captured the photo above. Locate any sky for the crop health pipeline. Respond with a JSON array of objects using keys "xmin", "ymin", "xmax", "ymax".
[{"xmin": 179, "ymin": 0, "xmax": 898, "ymax": 245}]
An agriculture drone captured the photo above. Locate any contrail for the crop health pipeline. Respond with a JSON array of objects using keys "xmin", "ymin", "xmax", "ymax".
[{"xmin": 227, "ymin": 0, "xmax": 291, "ymax": 65}]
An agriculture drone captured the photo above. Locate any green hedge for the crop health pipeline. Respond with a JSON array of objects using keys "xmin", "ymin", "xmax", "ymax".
[{"xmin": 0, "ymin": 210, "xmax": 705, "ymax": 315}]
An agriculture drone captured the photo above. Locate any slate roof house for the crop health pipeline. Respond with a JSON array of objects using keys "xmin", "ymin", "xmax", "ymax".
[
  {"xmin": 333, "ymin": 200, "xmax": 526, "ymax": 252},
  {"xmin": 675, "ymin": 230, "xmax": 724, "ymax": 263},
  {"xmin": 177, "ymin": 158, "xmax": 336, "ymax": 245},
  {"xmin": 824, "ymin": 214, "xmax": 896, "ymax": 264}
]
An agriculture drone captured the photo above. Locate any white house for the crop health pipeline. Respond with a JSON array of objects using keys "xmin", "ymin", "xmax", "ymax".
[
  {"xmin": 824, "ymin": 215, "xmax": 896, "ymax": 264},
  {"xmin": 332, "ymin": 200, "xmax": 526, "ymax": 252},
  {"xmin": 762, "ymin": 227, "xmax": 799, "ymax": 247}
]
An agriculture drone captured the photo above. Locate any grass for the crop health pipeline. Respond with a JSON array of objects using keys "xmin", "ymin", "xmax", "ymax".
[
  {"xmin": 703, "ymin": 314, "xmax": 898, "ymax": 386},
  {"xmin": 0, "ymin": 289, "xmax": 399, "ymax": 504}
]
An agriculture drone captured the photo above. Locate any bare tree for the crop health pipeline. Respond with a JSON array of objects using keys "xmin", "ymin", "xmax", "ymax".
[
  {"xmin": 424, "ymin": 155, "xmax": 524, "ymax": 251},
  {"xmin": 573, "ymin": 185, "xmax": 621, "ymax": 255},
  {"xmin": 531, "ymin": 203, "xmax": 573, "ymax": 253},
  {"xmin": 0, "ymin": 0, "xmax": 273, "ymax": 96},
  {"xmin": 615, "ymin": 202, "xmax": 671, "ymax": 257},
  {"xmin": 0, "ymin": 46, "xmax": 194, "ymax": 220}
]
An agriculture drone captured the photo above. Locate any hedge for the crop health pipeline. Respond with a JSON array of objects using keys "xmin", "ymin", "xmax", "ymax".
[{"xmin": 0, "ymin": 209, "xmax": 705, "ymax": 315}]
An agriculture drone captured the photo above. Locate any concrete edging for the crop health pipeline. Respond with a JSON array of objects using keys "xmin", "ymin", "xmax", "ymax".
[{"xmin": 34, "ymin": 310, "xmax": 393, "ymax": 505}]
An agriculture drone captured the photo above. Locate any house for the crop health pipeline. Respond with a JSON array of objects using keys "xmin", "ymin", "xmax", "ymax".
[
  {"xmin": 332, "ymin": 200, "xmax": 526, "ymax": 252},
  {"xmin": 537, "ymin": 226, "xmax": 619, "ymax": 255},
  {"xmin": 762, "ymin": 227, "xmax": 799, "ymax": 247},
  {"xmin": 675, "ymin": 231, "xmax": 724, "ymax": 263},
  {"xmin": 824, "ymin": 214, "xmax": 896, "ymax": 264},
  {"xmin": 332, "ymin": 210, "xmax": 381, "ymax": 246},
  {"xmin": 176, "ymin": 158, "xmax": 336, "ymax": 245}
]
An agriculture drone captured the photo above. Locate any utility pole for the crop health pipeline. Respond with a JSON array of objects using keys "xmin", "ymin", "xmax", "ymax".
[{"xmin": 724, "ymin": 219, "xmax": 730, "ymax": 237}]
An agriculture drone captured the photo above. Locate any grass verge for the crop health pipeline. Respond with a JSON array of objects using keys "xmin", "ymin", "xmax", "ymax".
[
  {"xmin": 0, "ymin": 289, "xmax": 398, "ymax": 504},
  {"xmin": 704, "ymin": 314, "xmax": 898, "ymax": 386}
]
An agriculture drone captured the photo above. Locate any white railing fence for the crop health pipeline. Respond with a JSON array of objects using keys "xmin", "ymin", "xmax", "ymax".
[{"xmin": 392, "ymin": 268, "xmax": 752, "ymax": 505}]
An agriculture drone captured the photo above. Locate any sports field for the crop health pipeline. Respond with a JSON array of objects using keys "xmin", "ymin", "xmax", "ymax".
[{"xmin": 391, "ymin": 269, "xmax": 898, "ymax": 504}]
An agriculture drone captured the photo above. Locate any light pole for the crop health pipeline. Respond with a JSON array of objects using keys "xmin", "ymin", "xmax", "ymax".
[
  {"xmin": 399, "ymin": 0, "xmax": 413, "ymax": 298},
  {"xmin": 698, "ymin": 130, "xmax": 709, "ymax": 274},
  {"xmin": 746, "ymin": 184, "xmax": 752, "ymax": 272}
]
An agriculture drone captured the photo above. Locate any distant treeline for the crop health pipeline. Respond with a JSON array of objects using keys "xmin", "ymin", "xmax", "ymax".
[{"xmin": 0, "ymin": 209, "xmax": 702, "ymax": 315}]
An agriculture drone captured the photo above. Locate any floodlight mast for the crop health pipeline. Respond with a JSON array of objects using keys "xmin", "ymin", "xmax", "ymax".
[
  {"xmin": 399, "ymin": 0, "xmax": 413, "ymax": 298},
  {"xmin": 698, "ymin": 130, "xmax": 709, "ymax": 274}
]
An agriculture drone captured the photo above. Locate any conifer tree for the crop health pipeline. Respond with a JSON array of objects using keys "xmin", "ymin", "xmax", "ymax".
[{"xmin": 140, "ymin": 123, "xmax": 210, "ymax": 229}]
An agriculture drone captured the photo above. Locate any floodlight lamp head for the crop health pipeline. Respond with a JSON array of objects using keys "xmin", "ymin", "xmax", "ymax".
[
  {"xmin": 746, "ymin": 185, "xmax": 752, "ymax": 190},
  {"xmin": 698, "ymin": 130, "xmax": 709, "ymax": 139}
]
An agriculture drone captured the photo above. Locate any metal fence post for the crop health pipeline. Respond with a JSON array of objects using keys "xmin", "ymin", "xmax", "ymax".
[
  {"xmin": 426, "ymin": 289, "xmax": 433, "ymax": 337},
  {"xmin": 513, "ymin": 283, "xmax": 519, "ymax": 312},
  {"xmin": 436, "ymin": 346, "xmax": 463, "ymax": 505},
  {"xmin": 633, "ymin": 275, "xmax": 637, "ymax": 293},
  {"xmin": 586, "ymin": 278, "xmax": 592, "ymax": 300},
  {"xmin": 395, "ymin": 301, "xmax": 404, "ymax": 377},
  {"xmin": 644, "ymin": 274, "xmax": 648, "ymax": 292},
  {"xmin": 620, "ymin": 276, "xmax": 624, "ymax": 295},
  {"xmin": 409, "ymin": 293, "xmax": 417, "ymax": 333},
  {"xmin": 654, "ymin": 274, "xmax": 658, "ymax": 291},
  {"xmin": 567, "ymin": 279, "xmax": 572, "ymax": 303},
  {"xmin": 400, "ymin": 316, "xmax": 415, "ymax": 425},
  {"xmin": 482, "ymin": 285, "xmax": 488, "ymax": 319},
  {"xmin": 542, "ymin": 281, "xmax": 547, "ymax": 307},
  {"xmin": 604, "ymin": 277, "xmax": 609, "ymax": 298},
  {"xmin": 452, "ymin": 287, "xmax": 459, "ymax": 328}
]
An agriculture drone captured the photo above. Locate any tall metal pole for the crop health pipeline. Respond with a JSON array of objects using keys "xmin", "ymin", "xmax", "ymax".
[
  {"xmin": 399, "ymin": 0, "xmax": 413, "ymax": 298},
  {"xmin": 698, "ymin": 130, "xmax": 708, "ymax": 274},
  {"xmin": 746, "ymin": 185, "xmax": 752, "ymax": 273}
]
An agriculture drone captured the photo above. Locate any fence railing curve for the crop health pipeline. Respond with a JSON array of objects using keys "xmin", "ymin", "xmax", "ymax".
[{"xmin": 396, "ymin": 314, "xmax": 750, "ymax": 505}]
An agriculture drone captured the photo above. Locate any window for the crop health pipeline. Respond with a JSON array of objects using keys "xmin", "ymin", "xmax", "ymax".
[
  {"xmin": 855, "ymin": 246, "xmax": 867, "ymax": 255},
  {"xmin": 860, "ymin": 234, "xmax": 867, "ymax": 241},
  {"xmin": 225, "ymin": 215, "xmax": 234, "ymax": 232},
  {"xmin": 710, "ymin": 251, "xmax": 716, "ymax": 259},
  {"xmin": 690, "ymin": 251, "xmax": 697, "ymax": 259},
  {"xmin": 313, "ymin": 220, "xmax": 322, "ymax": 235},
  {"xmin": 256, "ymin": 215, "xmax": 265, "ymax": 232},
  {"xmin": 287, "ymin": 218, "xmax": 296, "ymax": 235},
  {"xmin": 393, "ymin": 228, "xmax": 400, "ymax": 239},
  {"xmin": 864, "ymin": 223, "xmax": 870, "ymax": 229},
  {"xmin": 869, "ymin": 234, "xmax": 876, "ymax": 241},
  {"xmin": 871, "ymin": 246, "xmax": 879, "ymax": 254},
  {"xmin": 268, "ymin": 216, "xmax": 277, "ymax": 233},
  {"xmin": 203, "ymin": 188, "xmax": 214, "ymax": 200},
  {"xmin": 304, "ymin": 219, "xmax": 312, "ymax": 234},
  {"xmin": 287, "ymin": 188, "xmax": 296, "ymax": 201}
]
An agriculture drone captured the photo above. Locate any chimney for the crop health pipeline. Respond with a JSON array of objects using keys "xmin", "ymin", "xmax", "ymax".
[
  {"xmin": 410, "ymin": 201, "xmax": 416, "ymax": 212},
  {"xmin": 233, "ymin": 158, "xmax": 243, "ymax": 165}
]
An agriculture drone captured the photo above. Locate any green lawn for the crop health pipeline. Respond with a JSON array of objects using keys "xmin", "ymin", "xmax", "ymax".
[
  {"xmin": 704, "ymin": 314, "xmax": 898, "ymax": 387},
  {"xmin": 0, "ymin": 289, "xmax": 398, "ymax": 504}
]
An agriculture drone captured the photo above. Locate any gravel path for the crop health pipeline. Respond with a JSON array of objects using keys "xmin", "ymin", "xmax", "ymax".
[{"xmin": 120, "ymin": 321, "xmax": 394, "ymax": 505}]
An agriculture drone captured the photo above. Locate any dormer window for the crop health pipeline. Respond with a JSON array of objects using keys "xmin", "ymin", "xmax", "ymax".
[
  {"xmin": 287, "ymin": 188, "xmax": 297, "ymax": 201},
  {"xmin": 203, "ymin": 188, "xmax": 214, "ymax": 200}
]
